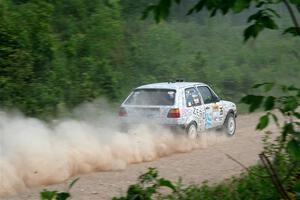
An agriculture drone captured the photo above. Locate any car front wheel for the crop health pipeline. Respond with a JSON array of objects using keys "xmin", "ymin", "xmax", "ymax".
[{"xmin": 224, "ymin": 113, "xmax": 236, "ymax": 136}]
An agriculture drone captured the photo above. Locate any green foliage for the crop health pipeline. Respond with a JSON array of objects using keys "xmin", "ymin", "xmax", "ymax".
[
  {"xmin": 287, "ymin": 139, "xmax": 300, "ymax": 159},
  {"xmin": 294, "ymin": 180, "xmax": 300, "ymax": 198},
  {"xmin": 256, "ymin": 114, "xmax": 269, "ymax": 130},
  {"xmin": 112, "ymin": 166, "xmax": 282, "ymax": 200},
  {"xmin": 242, "ymin": 84, "xmax": 300, "ymax": 159},
  {"xmin": 113, "ymin": 168, "xmax": 176, "ymax": 200},
  {"xmin": 240, "ymin": 95, "xmax": 264, "ymax": 112},
  {"xmin": 284, "ymin": 27, "xmax": 300, "ymax": 36},
  {"xmin": 0, "ymin": 0, "xmax": 122, "ymax": 117},
  {"xmin": 143, "ymin": 0, "xmax": 300, "ymax": 41},
  {"xmin": 242, "ymin": 83, "xmax": 300, "ymax": 198},
  {"xmin": 40, "ymin": 191, "xmax": 70, "ymax": 200},
  {"xmin": 243, "ymin": 8, "xmax": 279, "ymax": 41},
  {"xmin": 40, "ymin": 178, "xmax": 79, "ymax": 200},
  {"xmin": 142, "ymin": 0, "xmax": 181, "ymax": 22}
]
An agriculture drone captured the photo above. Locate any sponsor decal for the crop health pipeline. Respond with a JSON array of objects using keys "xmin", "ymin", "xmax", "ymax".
[
  {"xmin": 212, "ymin": 103, "xmax": 219, "ymax": 111},
  {"xmin": 205, "ymin": 111, "xmax": 213, "ymax": 129}
]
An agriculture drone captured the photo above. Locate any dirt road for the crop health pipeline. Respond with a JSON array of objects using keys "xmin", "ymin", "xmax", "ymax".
[{"xmin": 3, "ymin": 113, "xmax": 273, "ymax": 200}]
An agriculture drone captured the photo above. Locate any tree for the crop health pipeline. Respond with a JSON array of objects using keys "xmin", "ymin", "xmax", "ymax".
[{"xmin": 0, "ymin": 0, "xmax": 124, "ymax": 117}]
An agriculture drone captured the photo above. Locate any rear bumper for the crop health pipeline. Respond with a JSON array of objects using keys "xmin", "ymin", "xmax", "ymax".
[
  {"xmin": 119, "ymin": 122, "xmax": 185, "ymax": 133},
  {"xmin": 119, "ymin": 116, "xmax": 185, "ymax": 126}
]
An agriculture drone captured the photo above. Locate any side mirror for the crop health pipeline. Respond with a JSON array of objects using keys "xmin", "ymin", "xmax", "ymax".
[{"xmin": 215, "ymin": 96, "xmax": 221, "ymax": 102}]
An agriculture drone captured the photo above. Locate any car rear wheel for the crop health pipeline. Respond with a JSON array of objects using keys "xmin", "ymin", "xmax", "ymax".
[
  {"xmin": 186, "ymin": 122, "xmax": 198, "ymax": 139},
  {"xmin": 224, "ymin": 113, "xmax": 236, "ymax": 136}
]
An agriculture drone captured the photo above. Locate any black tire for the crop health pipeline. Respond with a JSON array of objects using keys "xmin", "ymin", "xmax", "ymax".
[
  {"xmin": 224, "ymin": 113, "xmax": 236, "ymax": 136},
  {"xmin": 186, "ymin": 122, "xmax": 198, "ymax": 139}
]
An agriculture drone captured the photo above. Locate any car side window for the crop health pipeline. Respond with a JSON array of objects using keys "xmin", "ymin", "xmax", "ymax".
[
  {"xmin": 197, "ymin": 86, "xmax": 215, "ymax": 104},
  {"xmin": 185, "ymin": 87, "xmax": 201, "ymax": 107}
]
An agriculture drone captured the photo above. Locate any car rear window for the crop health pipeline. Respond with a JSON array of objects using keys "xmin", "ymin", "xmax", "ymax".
[{"xmin": 125, "ymin": 89, "xmax": 176, "ymax": 106}]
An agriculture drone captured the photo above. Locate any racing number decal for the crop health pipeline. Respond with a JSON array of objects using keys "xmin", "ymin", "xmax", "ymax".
[
  {"xmin": 193, "ymin": 107, "xmax": 204, "ymax": 129},
  {"xmin": 193, "ymin": 107, "xmax": 202, "ymax": 117}
]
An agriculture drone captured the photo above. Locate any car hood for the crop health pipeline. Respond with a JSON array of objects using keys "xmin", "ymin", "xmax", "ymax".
[{"xmin": 220, "ymin": 100, "xmax": 237, "ymax": 112}]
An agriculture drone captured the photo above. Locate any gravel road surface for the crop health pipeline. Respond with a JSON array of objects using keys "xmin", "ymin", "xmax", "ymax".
[{"xmin": 3, "ymin": 113, "xmax": 273, "ymax": 200}]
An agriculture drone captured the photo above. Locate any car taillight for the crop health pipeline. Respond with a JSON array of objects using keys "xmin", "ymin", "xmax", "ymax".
[
  {"xmin": 167, "ymin": 108, "xmax": 180, "ymax": 118},
  {"xmin": 118, "ymin": 107, "xmax": 127, "ymax": 117}
]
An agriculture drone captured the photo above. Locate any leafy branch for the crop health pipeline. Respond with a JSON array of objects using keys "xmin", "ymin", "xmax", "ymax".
[
  {"xmin": 283, "ymin": 0, "xmax": 300, "ymax": 36},
  {"xmin": 241, "ymin": 83, "xmax": 300, "ymax": 197},
  {"xmin": 40, "ymin": 178, "xmax": 79, "ymax": 200},
  {"xmin": 143, "ymin": 0, "xmax": 300, "ymax": 40}
]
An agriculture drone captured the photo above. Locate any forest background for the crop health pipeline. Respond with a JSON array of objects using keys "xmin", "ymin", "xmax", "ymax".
[{"xmin": 1, "ymin": 0, "xmax": 299, "ymax": 118}]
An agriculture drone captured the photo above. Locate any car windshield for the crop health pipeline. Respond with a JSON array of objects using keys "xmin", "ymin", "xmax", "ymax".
[{"xmin": 125, "ymin": 89, "xmax": 176, "ymax": 106}]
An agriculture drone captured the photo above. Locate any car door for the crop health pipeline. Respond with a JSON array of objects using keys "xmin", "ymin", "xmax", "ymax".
[
  {"xmin": 197, "ymin": 86, "xmax": 223, "ymax": 129},
  {"xmin": 184, "ymin": 87, "xmax": 205, "ymax": 132}
]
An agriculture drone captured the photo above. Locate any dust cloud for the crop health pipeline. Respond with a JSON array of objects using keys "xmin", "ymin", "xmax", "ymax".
[{"xmin": 0, "ymin": 100, "xmax": 228, "ymax": 197}]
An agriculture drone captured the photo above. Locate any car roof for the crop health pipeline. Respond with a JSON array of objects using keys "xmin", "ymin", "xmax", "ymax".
[{"xmin": 135, "ymin": 82, "xmax": 208, "ymax": 90}]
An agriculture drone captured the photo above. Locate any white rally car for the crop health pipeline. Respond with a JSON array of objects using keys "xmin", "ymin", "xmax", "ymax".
[{"xmin": 118, "ymin": 81, "xmax": 237, "ymax": 138}]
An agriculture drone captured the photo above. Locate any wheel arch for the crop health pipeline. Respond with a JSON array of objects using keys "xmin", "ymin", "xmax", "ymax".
[
  {"xmin": 224, "ymin": 109, "xmax": 235, "ymax": 124},
  {"xmin": 185, "ymin": 120, "xmax": 198, "ymax": 129}
]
